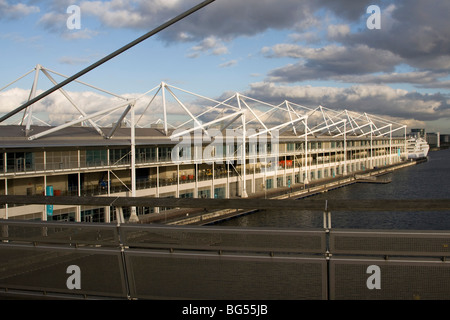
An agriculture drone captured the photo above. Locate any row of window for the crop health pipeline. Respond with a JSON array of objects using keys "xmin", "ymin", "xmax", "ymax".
[
  {"xmin": 0, "ymin": 141, "xmax": 403, "ymax": 173},
  {"xmin": 286, "ymin": 139, "xmax": 404, "ymax": 151}
]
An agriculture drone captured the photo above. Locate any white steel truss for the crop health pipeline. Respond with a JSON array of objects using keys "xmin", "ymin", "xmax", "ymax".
[{"xmin": 0, "ymin": 65, "xmax": 408, "ymax": 143}]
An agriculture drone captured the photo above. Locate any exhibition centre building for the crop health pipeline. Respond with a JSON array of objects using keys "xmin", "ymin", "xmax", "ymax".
[{"xmin": 0, "ymin": 67, "xmax": 408, "ymax": 222}]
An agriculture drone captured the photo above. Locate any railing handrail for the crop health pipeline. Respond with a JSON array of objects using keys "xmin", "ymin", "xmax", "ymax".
[{"xmin": 1, "ymin": 195, "xmax": 449, "ymax": 212}]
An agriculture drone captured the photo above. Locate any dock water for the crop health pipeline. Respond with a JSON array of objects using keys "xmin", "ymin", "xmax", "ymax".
[{"xmin": 159, "ymin": 160, "xmax": 416, "ymax": 226}]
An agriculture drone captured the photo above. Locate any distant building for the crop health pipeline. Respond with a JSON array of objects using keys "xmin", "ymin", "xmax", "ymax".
[
  {"xmin": 440, "ymin": 134, "xmax": 450, "ymax": 147},
  {"xmin": 411, "ymin": 128, "xmax": 426, "ymax": 138},
  {"xmin": 426, "ymin": 132, "xmax": 440, "ymax": 148},
  {"xmin": 426, "ymin": 132, "xmax": 450, "ymax": 148}
]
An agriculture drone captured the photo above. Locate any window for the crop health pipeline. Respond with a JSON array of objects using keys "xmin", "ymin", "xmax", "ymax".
[
  {"xmin": 46, "ymin": 150, "xmax": 78, "ymax": 169},
  {"xmin": 267, "ymin": 143, "xmax": 272, "ymax": 153},
  {"xmin": 277, "ymin": 177, "xmax": 283, "ymax": 187},
  {"xmin": 109, "ymin": 148, "xmax": 129, "ymax": 165},
  {"xmin": 198, "ymin": 189, "xmax": 210, "ymax": 199},
  {"xmin": 180, "ymin": 192, "xmax": 194, "ymax": 198},
  {"xmin": 7, "ymin": 152, "xmax": 34, "ymax": 172},
  {"xmin": 177, "ymin": 145, "xmax": 191, "ymax": 162},
  {"xmin": 287, "ymin": 143, "xmax": 295, "ymax": 152},
  {"xmin": 86, "ymin": 149, "xmax": 107, "ymax": 167},
  {"xmin": 158, "ymin": 147, "xmax": 172, "ymax": 162},
  {"xmin": 136, "ymin": 147, "xmax": 157, "ymax": 163},
  {"xmin": 214, "ymin": 187, "xmax": 226, "ymax": 199},
  {"xmin": 295, "ymin": 142, "xmax": 304, "ymax": 151},
  {"xmin": 81, "ymin": 208, "xmax": 105, "ymax": 223}
]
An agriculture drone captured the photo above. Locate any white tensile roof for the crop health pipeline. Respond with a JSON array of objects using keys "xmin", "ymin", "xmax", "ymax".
[{"xmin": 0, "ymin": 65, "xmax": 407, "ymax": 143}]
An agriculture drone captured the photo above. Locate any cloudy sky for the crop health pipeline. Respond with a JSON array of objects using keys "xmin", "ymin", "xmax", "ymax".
[{"xmin": 0, "ymin": 0, "xmax": 449, "ymax": 133}]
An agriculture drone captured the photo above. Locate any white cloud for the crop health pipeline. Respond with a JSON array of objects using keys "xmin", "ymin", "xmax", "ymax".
[
  {"xmin": 80, "ymin": 1, "xmax": 147, "ymax": 29},
  {"xmin": 0, "ymin": 0, "xmax": 40, "ymax": 20},
  {"xmin": 78, "ymin": 0, "xmax": 182, "ymax": 30},
  {"xmin": 262, "ymin": 44, "xmax": 403, "ymax": 83},
  {"xmin": 58, "ymin": 54, "xmax": 98, "ymax": 65},
  {"xmin": 244, "ymin": 82, "xmax": 450, "ymax": 123},
  {"xmin": 334, "ymin": 71, "xmax": 450, "ymax": 89},
  {"xmin": 0, "ymin": 88, "xmax": 29, "ymax": 112},
  {"xmin": 38, "ymin": 11, "xmax": 66, "ymax": 33},
  {"xmin": 327, "ymin": 24, "xmax": 350, "ymax": 39},
  {"xmin": 62, "ymin": 28, "xmax": 100, "ymax": 40},
  {"xmin": 0, "ymin": 32, "xmax": 42, "ymax": 46},
  {"xmin": 187, "ymin": 36, "xmax": 229, "ymax": 58},
  {"xmin": 288, "ymin": 32, "xmax": 321, "ymax": 44},
  {"xmin": 37, "ymin": 0, "xmax": 326, "ymax": 45},
  {"xmin": 0, "ymin": 86, "xmax": 217, "ymax": 127},
  {"xmin": 0, "ymin": 88, "xmax": 128, "ymax": 125},
  {"xmin": 38, "ymin": 9, "xmax": 99, "ymax": 40},
  {"xmin": 219, "ymin": 60, "xmax": 237, "ymax": 68}
]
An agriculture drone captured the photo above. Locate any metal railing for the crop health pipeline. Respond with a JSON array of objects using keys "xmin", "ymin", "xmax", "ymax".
[{"xmin": 1, "ymin": 205, "xmax": 450, "ymax": 300}]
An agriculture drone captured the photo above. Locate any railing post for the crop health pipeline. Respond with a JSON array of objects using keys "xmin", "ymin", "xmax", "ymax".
[
  {"xmin": 323, "ymin": 200, "xmax": 331, "ymax": 230},
  {"xmin": 1, "ymin": 222, "xmax": 8, "ymax": 243},
  {"xmin": 117, "ymin": 207, "xmax": 125, "ymax": 226}
]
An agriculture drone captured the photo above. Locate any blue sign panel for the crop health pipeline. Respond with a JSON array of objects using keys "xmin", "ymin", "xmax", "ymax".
[{"xmin": 46, "ymin": 185, "xmax": 53, "ymax": 216}]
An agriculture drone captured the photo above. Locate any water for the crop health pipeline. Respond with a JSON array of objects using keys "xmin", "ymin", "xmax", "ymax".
[{"xmin": 216, "ymin": 148, "xmax": 450, "ymax": 230}]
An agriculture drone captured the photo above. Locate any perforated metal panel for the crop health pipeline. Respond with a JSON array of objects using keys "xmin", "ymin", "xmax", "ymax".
[
  {"xmin": 0, "ymin": 244, "xmax": 128, "ymax": 298},
  {"xmin": 0, "ymin": 220, "xmax": 119, "ymax": 246},
  {"xmin": 125, "ymin": 250, "xmax": 327, "ymax": 300},
  {"xmin": 330, "ymin": 229, "xmax": 450, "ymax": 257},
  {"xmin": 330, "ymin": 257, "xmax": 450, "ymax": 300},
  {"xmin": 120, "ymin": 224, "xmax": 326, "ymax": 253}
]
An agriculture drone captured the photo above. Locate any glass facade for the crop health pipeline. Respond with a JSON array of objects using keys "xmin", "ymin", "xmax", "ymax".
[{"xmin": 0, "ymin": 138, "xmax": 407, "ymax": 221}]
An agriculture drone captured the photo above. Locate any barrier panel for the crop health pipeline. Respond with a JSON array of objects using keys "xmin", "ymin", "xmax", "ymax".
[
  {"xmin": 124, "ymin": 250, "xmax": 327, "ymax": 300},
  {"xmin": 328, "ymin": 229, "xmax": 450, "ymax": 300},
  {"xmin": 0, "ymin": 220, "xmax": 120, "ymax": 247},
  {"xmin": 2, "ymin": 219, "xmax": 450, "ymax": 299},
  {"xmin": 329, "ymin": 229, "xmax": 450, "ymax": 257},
  {"xmin": 0, "ymin": 243, "xmax": 128, "ymax": 298},
  {"xmin": 329, "ymin": 257, "xmax": 450, "ymax": 300},
  {"xmin": 120, "ymin": 224, "xmax": 326, "ymax": 254}
]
